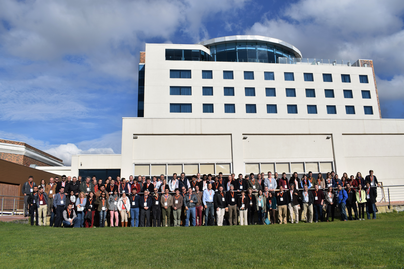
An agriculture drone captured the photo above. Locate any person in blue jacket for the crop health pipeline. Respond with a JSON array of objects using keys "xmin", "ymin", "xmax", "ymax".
[
  {"xmin": 337, "ymin": 184, "xmax": 348, "ymax": 221},
  {"xmin": 300, "ymin": 174, "xmax": 312, "ymax": 189}
]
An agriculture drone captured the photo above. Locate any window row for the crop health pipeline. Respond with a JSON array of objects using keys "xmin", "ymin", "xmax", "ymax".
[
  {"xmin": 170, "ymin": 69, "xmax": 370, "ymax": 83},
  {"xmin": 170, "ymin": 86, "xmax": 372, "ymax": 99},
  {"xmin": 170, "ymin": 103, "xmax": 374, "ymax": 115}
]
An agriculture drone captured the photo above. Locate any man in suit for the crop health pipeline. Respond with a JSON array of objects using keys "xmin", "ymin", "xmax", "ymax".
[
  {"xmin": 365, "ymin": 170, "xmax": 380, "ymax": 187},
  {"xmin": 365, "ymin": 182, "xmax": 377, "ymax": 219},
  {"xmin": 139, "ymin": 190, "xmax": 152, "ymax": 227}
]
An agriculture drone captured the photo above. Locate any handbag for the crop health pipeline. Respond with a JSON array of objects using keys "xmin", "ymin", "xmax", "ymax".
[
  {"xmin": 264, "ymin": 218, "xmax": 271, "ymax": 225},
  {"xmin": 123, "ymin": 202, "xmax": 130, "ymax": 218},
  {"xmin": 84, "ymin": 211, "xmax": 92, "ymax": 220}
]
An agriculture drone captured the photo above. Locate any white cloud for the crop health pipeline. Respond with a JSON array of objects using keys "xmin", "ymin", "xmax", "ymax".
[{"xmin": 246, "ymin": 0, "xmax": 404, "ymax": 109}]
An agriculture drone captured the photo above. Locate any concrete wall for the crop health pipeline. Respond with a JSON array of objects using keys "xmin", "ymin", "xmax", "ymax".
[
  {"xmin": 70, "ymin": 154, "xmax": 121, "ymax": 177},
  {"xmin": 143, "ymin": 43, "xmax": 379, "ymax": 119}
]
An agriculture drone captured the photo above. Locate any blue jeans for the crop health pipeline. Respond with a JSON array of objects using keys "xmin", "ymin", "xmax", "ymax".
[
  {"xmin": 340, "ymin": 202, "xmax": 347, "ymax": 221},
  {"xmin": 130, "ymin": 208, "xmax": 139, "ymax": 227},
  {"xmin": 77, "ymin": 211, "xmax": 85, "ymax": 227},
  {"xmin": 99, "ymin": 211, "xmax": 107, "ymax": 227},
  {"xmin": 186, "ymin": 207, "xmax": 196, "ymax": 227},
  {"xmin": 63, "ymin": 218, "xmax": 79, "ymax": 228},
  {"xmin": 50, "ymin": 211, "xmax": 55, "ymax": 227},
  {"xmin": 258, "ymin": 208, "xmax": 265, "ymax": 224},
  {"xmin": 205, "ymin": 203, "xmax": 214, "ymax": 226},
  {"xmin": 366, "ymin": 202, "xmax": 376, "ymax": 219},
  {"xmin": 313, "ymin": 204, "xmax": 322, "ymax": 222}
]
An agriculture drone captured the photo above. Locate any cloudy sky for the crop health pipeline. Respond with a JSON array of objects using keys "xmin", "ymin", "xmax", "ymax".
[{"xmin": 1, "ymin": 0, "xmax": 403, "ymax": 165}]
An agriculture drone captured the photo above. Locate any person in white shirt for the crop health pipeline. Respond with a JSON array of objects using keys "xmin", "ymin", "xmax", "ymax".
[
  {"xmin": 169, "ymin": 173, "xmax": 179, "ymax": 192},
  {"xmin": 118, "ymin": 193, "xmax": 130, "ymax": 227},
  {"xmin": 202, "ymin": 183, "xmax": 215, "ymax": 226}
]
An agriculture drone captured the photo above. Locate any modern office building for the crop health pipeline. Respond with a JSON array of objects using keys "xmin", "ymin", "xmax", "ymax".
[{"xmin": 41, "ymin": 35, "xmax": 404, "ymax": 201}]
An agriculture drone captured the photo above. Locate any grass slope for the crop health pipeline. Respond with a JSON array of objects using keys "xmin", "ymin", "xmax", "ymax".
[{"xmin": 0, "ymin": 212, "xmax": 403, "ymax": 268}]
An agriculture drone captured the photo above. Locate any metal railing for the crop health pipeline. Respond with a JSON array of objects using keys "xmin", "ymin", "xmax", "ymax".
[
  {"xmin": 0, "ymin": 195, "xmax": 25, "ymax": 216},
  {"xmin": 278, "ymin": 57, "xmax": 368, "ymax": 67}
]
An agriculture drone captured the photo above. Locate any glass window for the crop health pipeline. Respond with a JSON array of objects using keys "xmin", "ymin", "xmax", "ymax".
[
  {"xmin": 245, "ymin": 164, "xmax": 259, "ymax": 174},
  {"xmin": 216, "ymin": 164, "xmax": 231, "ymax": 174},
  {"xmin": 203, "ymin": 104, "xmax": 214, "ymax": 113},
  {"xmin": 151, "ymin": 165, "xmax": 165, "ymax": 176},
  {"xmin": 202, "ymin": 70, "xmax": 212, "ymax": 79},
  {"xmin": 305, "ymin": 162, "xmax": 319, "ymax": 173},
  {"xmin": 284, "ymin": 72, "xmax": 294, "ymax": 81},
  {"xmin": 200, "ymin": 164, "xmax": 214, "ymax": 174},
  {"xmin": 170, "ymin": 86, "xmax": 191, "ymax": 95},
  {"xmin": 286, "ymin": 88, "xmax": 296, "ymax": 97},
  {"xmin": 304, "ymin": 73, "xmax": 314, "ymax": 81},
  {"xmin": 170, "ymin": 103, "xmax": 192, "ymax": 113},
  {"xmin": 345, "ymin": 105, "xmax": 355, "ymax": 114},
  {"xmin": 307, "ymin": 105, "xmax": 317, "ymax": 114},
  {"xmin": 223, "ymin": 71, "xmax": 234, "ymax": 79},
  {"xmin": 245, "ymin": 87, "xmax": 255, "ymax": 96},
  {"xmin": 267, "ymin": 104, "xmax": 277, "ymax": 114},
  {"xmin": 362, "ymin": 90, "xmax": 371, "ymax": 99},
  {"xmin": 264, "ymin": 72, "xmax": 274, "ymax": 80},
  {"xmin": 184, "ymin": 164, "xmax": 198, "ymax": 175},
  {"xmin": 261, "ymin": 163, "xmax": 275, "ymax": 173},
  {"xmin": 244, "ymin": 71, "xmax": 254, "ymax": 80},
  {"xmin": 344, "ymin": 90, "xmax": 353, "ymax": 98},
  {"xmin": 287, "ymin": 105, "xmax": 298, "ymax": 114},
  {"xmin": 324, "ymin": 89, "xmax": 335, "ymax": 98},
  {"xmin": 224, "ymin": 87, "xmax": 235, "ymax": 96},
  {"xmin": 170, "ymin": 70, "xmax": 191, "ymax": 78},
  {"xmin": 320, "ymin": 162, "xmax": 333, "ymax": 173},
  {"xmin": 327, "ymin": 105, "xmax": 337, "ymax": 114},
  {"xmin": 364, "ymin": 106, "xmax": 373, "ymax": 115},
  {"xmin": 306, "ymin": 89, "xmax": 316, "ymax": 98},
  {"xmin": 165, "ymin": 49, "xmax": 182, "ymax": 60},
  {"xmin": 276, "ymin": 163, "xmax": 290, "ymax": 173},
  {"xmin": 323, "ymin": 74, "xmax": 333, "ymax": 82},
  {"xmin": 135, "ymin": 164, "xmax": 149, "ymax": 175},
  {"xmin": 359, "ymin": 75, "xmax": 369, "ymax": 83},
  {"xmin": 341, "ymin": 74, "xmax": 351, "ymax": 83},
  {"xmin": 266, "ymin": 88, "xmax": 276, "ymax": 97},
  {"xmin": 225, "ymin": 104, "xmax": 235, "ymax": 113},
  {"xmin": 167, "ymin": 164, "xmax": 182, "ymax": 175},
  {"xmin": 202, "ymin": 87, "xmax": 213, "ymax": 96},
  {"xmin": 246, "ymin": 104, "xmax": 256, "ymax": 113},
  {"xmin": 291, "ymin": 163, "xmax": 304, "ymax": 173}
]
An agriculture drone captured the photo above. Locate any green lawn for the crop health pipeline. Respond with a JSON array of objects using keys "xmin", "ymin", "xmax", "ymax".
[{"xmin": 1, "ymin": 212, "xmax": 403, "ymax": 268}]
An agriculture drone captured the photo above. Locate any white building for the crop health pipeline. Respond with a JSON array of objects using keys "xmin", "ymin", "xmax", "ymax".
[{"xmin": 42, "ymin": 35, "xmax": 404, "ymax": 201}]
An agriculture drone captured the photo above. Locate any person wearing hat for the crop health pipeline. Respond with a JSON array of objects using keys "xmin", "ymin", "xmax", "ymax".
[{"xmin": 172, "ymin": 188, "xmax": 183, "ymax": 227}]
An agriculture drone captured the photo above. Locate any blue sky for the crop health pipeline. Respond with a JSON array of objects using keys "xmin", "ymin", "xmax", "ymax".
[{"xmin": 0, "ymin": 0, "xmax": 404, "ymax": 164}]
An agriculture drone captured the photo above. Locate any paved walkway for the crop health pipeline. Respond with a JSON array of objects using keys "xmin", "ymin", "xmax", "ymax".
[{"xmin": 0, "ymin": 215, "xmax": 28, "ymax": 222}]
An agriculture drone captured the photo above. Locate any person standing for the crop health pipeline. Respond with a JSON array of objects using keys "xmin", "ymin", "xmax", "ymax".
[
  {"xmin": 214, "ymin": 186, "xmax": 227, "ymax": 226},
  {"xmin": 365, "ymin": 170, "xmax": 380, "ymax": 187},
  {"xmin": 27, "ymin": 186, "xmax": 39, "ymax": 226},
  {"xmin": 238, "ymin": 191, "xmax": 248, "ymax": 225},
  {"xmin": 226, "ymin": 185, "xmax": 238, "ymax": 226},
  {"xmin": 267, "ymin": 191, "xmax": 277, "ymax": 224},
  {"xmin": 75, "ymin": 192, "xmax": 87, "ymax": 228},
  {"xmin": 152, "ymin": 188, "xmax": 161, "ymax": 227},
  {"xmin": 129, "ymin": 188, "xmax": 140, "ymax": 227},
  {"xmin": 337, "ymin": 184, "xmax": 348, "ymax": 221},
  {"xmin": 85, "ymin": 192, "xmax": 96, "ymax": 228},
  {"xmin": 118, "ymin": 193, "xmax": 130, "ymax": 227},
  {"xmin": 97, "ymin": 192, "xmax": 109, "ymax": 227},
  {"xmin": 365, "ymin": 182, "xmax": 377, "ymax": 220},
  {"xmin": 160, "ymin": 188, "xmax": 172, "ymax": 227},
  {"xmin": 108, "ymin": 190, "xmax": 119, "ymax": 227},
  {"xmin": 276, "ymin": 186, "xmax": 289, "ymax": 224},
  {"xmin": 324, "ymin": 187, "xmax": 335, "ymax": 222},
  {"xmin": 139, "ymin": 190, "xmax": 152, "ymax": 227},
  {"xmin": 356, "ymin": 184, "xmax": 367, "ymax": 220},
  {"xmin": 80, "ymin": 177, "xmax": 94, "ymax": 197},
  {"xmin": 194, "ymin": 185, "xmax": 203, "ymax": 226},
  {"xmin": 172, "ymin": 189, "xmax": 183, "ymax": 227},
  {"xmin": 53, "ymin": 187, "xmax": 67, "ymax": 227},
  {"xmin": 346, "ymin": 183, "xmax": 358, "ymax": 220},
  {"xmin": 256, "ymin": 190, "xmax": 267, "ymax": 225},
  {"xmin": 36, "ymin": 187, "xmax": 48, "ymax": 226},
  {"xmin": 288, "ymin": 184, "xmax": 300, "ymax": 224},
  {"xmin": 22, "ymin": 176, "xmax": 37, "ymax": 217},
  {"xmin": 301, "ymin": 184, "xmax": 314, "ymax": 223},
  {"xmin": 203, "ymin": 183, "xmax": 215, "ymax": 226},
  {"xmin": 247, "ymin": 188, "xmax": 256, "ymax": 225},
  {"xmin": 312, "ymin": 184, "xmax": 324, "ymax": 223},
  {"xmin": 45, "ymin": 177, "xmax": 56, "ymax": 220},
  {"xmin": 184, "ymin": 188, "xmax": 197, "ymax": 227}
]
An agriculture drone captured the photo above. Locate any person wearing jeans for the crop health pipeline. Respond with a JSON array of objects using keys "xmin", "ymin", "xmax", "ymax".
[
  {"xmin": 129, "ymin": 188, "xmax": 140, "ymax": 227},
  {"xmin": 97, "ymin": 192, "xmax": 109, "ymax": 227},
  {"xmin": 365, "ymin": 182, "xmax": 377, "ymax": 219},
  {"xmin": 108, "ymin": 190, "xmax": 119, "ymax": 227},
  {"xmin": 337, "ymin": 184, "xmax": 348, "ymax": 221},
  {"xmin": 75, "ymin": 192, "xmax": 86, "ymax": 227},
  {"xmin": 203, "ymin": 183, "xmax": 215, "ymax": 226},
  {"xmin": 256, "ymin": 190, "xmax": 267, "ymax": 224},
  {"xmin": 184, "ymin": 188, "xmax": 197, "ymax": 227}
]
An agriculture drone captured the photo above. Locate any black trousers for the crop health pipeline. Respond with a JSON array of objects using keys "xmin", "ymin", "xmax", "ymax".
[
  {"xmin": 29, "ymin": 204, "xmax": 38, "ymax": 226},
  {"xmin": 152, "ymin": 208, "xmax": 161, "ymax": 227},
  {"xmin": 346, "ymin": 203, "xmax": 358, "ymax": 220},
  {"xmin": 358, "ymin": 203, "xmax": 365, "ymax": 219},
  {"xmin": 55, "ymin": 205, "xmax": 65, "ymax": 227},
  {"xmin": 248, "ymin": 207, "xmax": 255, "ymax": 225},
  {"xmin": 326, "ymin": 204, "xmax": 335, "ymax": 221},
  {"xmin": 140, "ymin": 209, "xmax": 151, "ymax": 227}
]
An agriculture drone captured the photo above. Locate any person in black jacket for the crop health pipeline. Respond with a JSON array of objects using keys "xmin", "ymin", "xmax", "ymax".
[
  {"xmin": 67, "ymin": 177, "xmax": 80, "ymax": 197},
  {"xmin": 345, "ymin": 183, "xmax": 358, "ymax": 220},
  {"xmin": 365, "ymin": 182, "xmax": 377, "ymax": 219},
  {"xmin": 142, "ymin": 178, "xmax": 154, "ymax": 193},
  {"xmin": 276, "ymin": 186, "xmax": 289, "ymax": 224},
  {"xmin": 56, "ymin": 175, "xmax": 68, "ymax": 194},
  {"xmin": 213, "ymin": 186, "xmax": 227, "ymax": 226},
  {"xmin": 151, "ymin": 188, "xmax": 161, "ymax": 227},
  {"xmin": 238, "ymin": 191, "xmax": 249, "ymax": 225},
  {"xmin": 226, "ymin": 185, "xmax": 238, "ymax": 226},
  {"xmin": 247, "ymin": 188, "xmax": 256, "ymax": 225},
  {"xmin": 85, "ymin": 192, "xmax": 97, "ymax": 228},
  {"xmin": 365, "ymin": 170, "xmax": 379, "ymax": 187},
  {"xmin": 140, "ymin": 190, "xmax": 152, "ymax": 227},
  {"xmin": 27, "ymin": 186, "xmax": 39, "ymax": 226},
  {"xmin": 235, "ymin": 174, "xmax": 247, "ymax": 193},
  {"xmin": 289, "ymin": 172, "xmax": 301, "ymax": 191}
]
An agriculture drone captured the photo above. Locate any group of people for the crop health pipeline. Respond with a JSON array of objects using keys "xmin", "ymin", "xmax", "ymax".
[{"xmin": 22, "ymin": 170, "xmax": 380, "ymax": 228}]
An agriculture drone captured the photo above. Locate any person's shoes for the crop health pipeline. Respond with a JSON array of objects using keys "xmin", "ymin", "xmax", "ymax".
[{"xmin": 315, "ymin": 221, "xmax": 318, "ymax": 223}]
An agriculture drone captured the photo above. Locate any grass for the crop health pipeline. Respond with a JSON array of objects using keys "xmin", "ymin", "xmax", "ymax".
[{"xmin": 1, "ymin": 212, "xmax": 403, "ymax": 269}]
